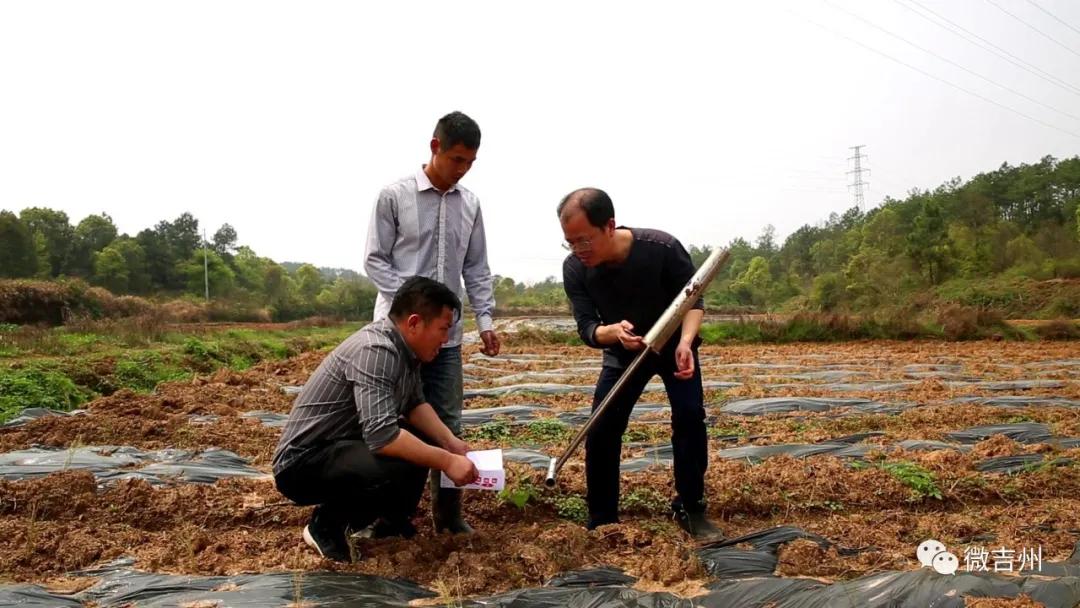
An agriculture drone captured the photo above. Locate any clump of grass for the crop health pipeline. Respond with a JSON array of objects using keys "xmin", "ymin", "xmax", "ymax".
[
  {"xmin": 620, "ymin": 487, "xmax": 669, "ymax": 515},
  {"xmin": 112, "ymin": 352, "xmax": 189, "ymax": 393},
  {"xmin": 500, "ymin": 327, "xmax": 583, "ymax": 347},
  {"xmin": 879, "ymin": 460, "xmax": 943, "ymax": 501},
  {"xmin": 699, "ymin": 306, "xmax": 1026, "ymax": 344},
  {"xmin": 708, "ymin": 423, "xmax": 750, "ymax": 439},
  {"xmin": 554, "ymin": 494, "xmax": 589, "ymax": 524},
  {"xmin": 466, "ymin": 419, "xmax": 513, "ymax": 442},
  {"xmin": 0, "ymin": 321, "xmax": 358, "ymax": 420},
  {"xmin": 431, "ymin": 567, "xmax": 464, "ymax": 608},
  {"xmin": 934, "ymin": 305, "xmax": 1010, "ymax": 341},
  {"xmin": 0, "ymin": 366, "xmax": 93, "ymax": 423},
  {"xmin": 1033, "ymin": 319, "xmax": 1080, "ymax": 340},
  {"xmin": 622, "ymin": 425, "xmax": 669, "ymax": 443},
  {"xmin": 523, "ymin": 418, "xmax": 570, "ymax": 443},
  {"xmin": 183, "ymin": 337, "xmax": 221, "ymax": 364}
]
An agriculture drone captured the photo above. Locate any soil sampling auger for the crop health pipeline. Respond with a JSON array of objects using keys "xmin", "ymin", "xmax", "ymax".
[{"xmin": 544, "ymin": 247, "xmax": 732, "ymax": 488}]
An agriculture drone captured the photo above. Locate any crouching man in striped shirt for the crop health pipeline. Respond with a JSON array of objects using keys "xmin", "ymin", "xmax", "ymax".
[{"xmin": 272, "ymin": 277, "xmax": 480, "ymax": 562}]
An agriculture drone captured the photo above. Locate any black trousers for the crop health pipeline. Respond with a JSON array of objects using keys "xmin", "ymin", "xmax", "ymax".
[
  {"xmin": 274, "ymin": 435, "xmax": 428, "ymax": 531},
  {"xmin": 585, "ymin": 347, "xmax": 708, "ymax": 527}
]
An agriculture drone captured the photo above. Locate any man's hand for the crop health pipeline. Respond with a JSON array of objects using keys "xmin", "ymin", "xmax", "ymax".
[
  {"xmin": 444, "ymin": 436, "xmax": 469, "ymax": 456},
  {"xmin": 444, "ymin": 454, "xmax": 480, "ymax": 487},
  {"xmin": 674, "ymin": 342, "xmax": 696, "ymax": 380},
  {"xmin": 480, "ymin": 330, "xmax": 501, "ymax": 357},
  {"xmin": 612, "ymin": 320, "xmax": 645, "ymax": 351}
]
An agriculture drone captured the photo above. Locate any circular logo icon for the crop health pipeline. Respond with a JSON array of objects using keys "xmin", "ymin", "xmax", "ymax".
[
  {"xmin": 933, "ymin": 551, "xmax": 959, "ymax": 575},
  {"xmin": 917, "ymin": 539, "xmax": 946, "ymax": 568}
]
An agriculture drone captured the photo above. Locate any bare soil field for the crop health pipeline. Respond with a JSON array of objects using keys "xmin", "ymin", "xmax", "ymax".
[{"xmin": 1, "ymin": 338, "xmax": 1078, "ymax": 606}]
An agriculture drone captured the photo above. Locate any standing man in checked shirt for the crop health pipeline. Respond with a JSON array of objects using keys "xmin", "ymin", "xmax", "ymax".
[{"xmin": 364, "ymin": 111, "xmax": 500, "ymax": 535}]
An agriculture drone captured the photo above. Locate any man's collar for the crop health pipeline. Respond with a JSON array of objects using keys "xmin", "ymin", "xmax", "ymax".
[
  {"xmin": 416, "ymin": 166, "xmax": 457, "ymax": 194},
  {"xmin": 384, "ymin": 318, "xmax": 421, "ymax": 367}
]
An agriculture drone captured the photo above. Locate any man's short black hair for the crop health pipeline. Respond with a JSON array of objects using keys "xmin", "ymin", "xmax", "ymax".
[
  {"xmin": 557, "ymin": 187, "xmax": 615, "ymax": 228},
  {"xmin": 389, "ymin": 276, "xmax": 462, "ymax": 322},
  {"xmin": 433, "ymin": 111, "xmax": 481, "ymax": 151}
]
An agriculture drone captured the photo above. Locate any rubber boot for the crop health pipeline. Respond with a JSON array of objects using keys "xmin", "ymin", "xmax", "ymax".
[
  {"xmin": 429, "ymin": 469, "xmax": 475, "ymax": 534},
  {"xmin": 674, "ymin": 501, "xmax": 724, "ymax": 541}
]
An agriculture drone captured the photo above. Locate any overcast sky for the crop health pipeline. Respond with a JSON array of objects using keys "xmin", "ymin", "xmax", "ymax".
[{"xmin": 2, "ymin": 0, "xmax": 1078, "ymax": 282}]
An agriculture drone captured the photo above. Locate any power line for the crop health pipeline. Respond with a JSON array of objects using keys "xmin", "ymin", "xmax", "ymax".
[
  {"xmin": 894, "ymin": 0, "xmax": 1080, "ymax": 98},
  {"xmin": 983, "ymin": 0, "xmax": 1080, "ymax": 60},
  {"xmin": 716, "ymin": 183, "xmax": 851, "ymax": 193},
  {"xmin": 778, "ymin": 168, "xmax": 848, "ymax": 178},
  {"xmin": 784, "ymin": 176, "xmax": 849, "ymax": 182},
  {"xmin": 775, "ymin": 187, "xmax": 851, "ymax": 194},
  {"xmin": 787, "ymin": 8, "xmax": 1080, "ymax": 140},
  {"xmin": 822, "ymin": 0, "xmax": 1080, "ymax": 122},
  {"xmin": 872, "ymin": 175, "xmax": 914, "ymax": 195},
  {"xmin": 1023, "ymin": 0, "xmax": 1080, "ymax": 38}
]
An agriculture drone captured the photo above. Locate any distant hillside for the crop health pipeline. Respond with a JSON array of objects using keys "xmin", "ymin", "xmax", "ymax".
[
  {"xmin": 0, "ymin": 212, "xmax": 376, "ymax": 321},
  {"xmin": 280, "ymin": 263, "xmax": 367, "ymax": 283}
]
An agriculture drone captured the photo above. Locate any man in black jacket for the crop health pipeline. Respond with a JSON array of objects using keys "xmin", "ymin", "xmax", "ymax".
[{"xmin": 558, "ymin": 187, "xmax": 722, "ymax": 540}]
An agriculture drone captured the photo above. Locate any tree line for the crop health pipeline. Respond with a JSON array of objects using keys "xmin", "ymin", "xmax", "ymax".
[
  {"xmin": 688, "ymin": 155, "xmax": 1080, "ymax": 316},
  {"xmin": 492, "ymin": 156, "xmax": 1079, "ymax": 317},
  {"xmin": 3, "ymin": 154, "xmax": 1078, "ymax": 320},
  {"xmin": 0, "ymin": 211, "xmax": 376, "ymax": 320}
]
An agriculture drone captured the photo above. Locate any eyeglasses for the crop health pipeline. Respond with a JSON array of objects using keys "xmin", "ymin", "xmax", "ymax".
[{"xmin": 561, "ymin": 238, "xmax": 593, "ymax": 252}]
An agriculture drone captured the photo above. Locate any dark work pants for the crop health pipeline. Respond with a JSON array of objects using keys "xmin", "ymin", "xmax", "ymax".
[
  {"xmin": 275, "ymin": 436, "xmax": 428, "ymax": 533},
  {"xmin": 421, "ymin": 345, "xmax": 463, "ymax": 435},
  {"xmin": 421, "ymin": 345, "xmax": 467, "ymax": 512},
  {"xmin": 585, "ymin": 347, "xmax": 708, "ymax": 527}
]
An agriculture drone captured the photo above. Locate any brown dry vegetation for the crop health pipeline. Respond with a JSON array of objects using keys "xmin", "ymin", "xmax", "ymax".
[{"xmin": 0, "ymin": 338, "xmax": 1077, "ymax": 605}]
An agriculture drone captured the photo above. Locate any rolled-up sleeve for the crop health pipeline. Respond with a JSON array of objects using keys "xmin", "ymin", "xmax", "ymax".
[
  {"xmin": 562, "ymin": 257, "xmax": 602, "ymax": 348},
  {"xmin": 345, "ymin": 343, "xmax": 403, "ymax": 452},
  {"xmin": 462, "ymin": 206, "xmax": 496, "ymax": 333},
  {"xmin": 364, "ymin": 189, "xmax": 404, "ymax": 300}
]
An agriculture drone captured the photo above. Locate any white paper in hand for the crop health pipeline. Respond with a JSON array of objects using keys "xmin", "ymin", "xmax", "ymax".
[{"xmin": 440, "ymin": 449, "xmax": 505, "ymax": 491}]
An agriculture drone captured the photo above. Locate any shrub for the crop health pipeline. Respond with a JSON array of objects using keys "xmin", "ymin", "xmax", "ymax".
[
  {"xmin": 934, "ymin": 304, "xmax": 1007, "ymax": 340},
  {"xmin": 554, "ymin": 495, "xmax": 589, "ymax": 523},
  {"xmin": 1034, "ymin": 319, "xmax": 1080, "ymax": 340},
  {"xmin": 0, "ymin": 366, "xmax": 92, "ymax": 422}
]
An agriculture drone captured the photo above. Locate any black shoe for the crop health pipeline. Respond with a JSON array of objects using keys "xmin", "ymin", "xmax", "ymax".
[
  {"xmin": 674, "ymin": 506, "xmax": 724, "ymax": 541},
  {"xmin": 303, "ymin": 508, "xmax": 353, "ymax": 562},
  {"xmin": 370, "ymin": 517, "xmax": 418, "ymax": 539}
]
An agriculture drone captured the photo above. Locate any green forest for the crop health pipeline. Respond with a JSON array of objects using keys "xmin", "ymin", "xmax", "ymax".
[
  {"xmin": 2, "ymin": 155, "xmax": 1078, "ymax": 322},
  {"xmin": 703, "ymin": 154, "xmax": 1080, "ymax": 318},
  {"xmin": 494, "ymin": 155, "xmax": 1080, "ymax": 319},
  {"xmin": 0, "ymin": 210, "xmax": 377, "ymax": 321}
]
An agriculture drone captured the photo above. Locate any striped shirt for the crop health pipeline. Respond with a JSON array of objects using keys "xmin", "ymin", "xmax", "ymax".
[
  {"xmin": 271, "ymin": 318, "xmax": 424, "ymax": 475},
  {"xmin": 363, "ymin": 167, "xmax": 496, "ymax": 348}
]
